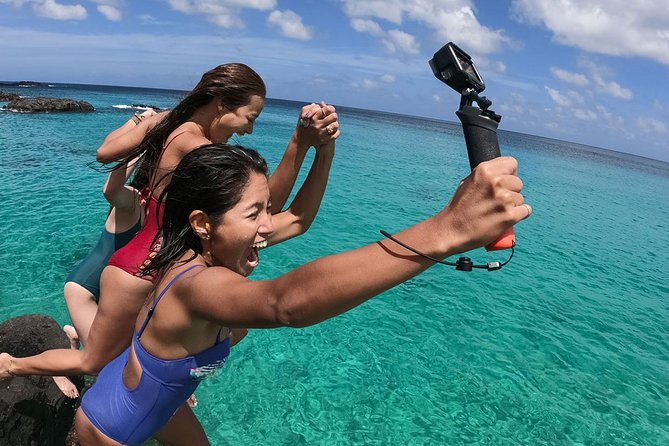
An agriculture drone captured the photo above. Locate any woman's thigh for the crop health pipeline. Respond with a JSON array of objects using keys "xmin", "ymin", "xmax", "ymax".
[
  {"xmin": 75, "ymin": 408, "xmax": 124, "ymax": 446},
  {"xmin": 153, "ymin": 403, "xmax": 210, "ymax": 446}
]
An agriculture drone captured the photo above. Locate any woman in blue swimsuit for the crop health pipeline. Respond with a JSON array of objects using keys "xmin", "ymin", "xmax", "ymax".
[{"xmin": 75, "ymin": 144, "xmax": 531, "ymax": 445}]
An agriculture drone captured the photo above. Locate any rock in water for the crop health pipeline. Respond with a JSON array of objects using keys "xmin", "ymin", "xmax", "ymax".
[
  {"xmin": 3, "ymin": 97, "xmax": 94, "ymax": 113},
  {"xmin": 0, "ymin": 314, "xmax": 85, "ymax": 446},
  {"xmin": 0, "ymin": 91, "xmax": 20, "ymax": 101}
]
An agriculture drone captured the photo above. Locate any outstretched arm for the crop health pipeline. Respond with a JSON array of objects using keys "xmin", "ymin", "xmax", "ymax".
[
  {"xmin": 96, "ymin": 110, "xmax": 167, "ymax": 164},
  {"xmin": 268, "ymin": 102, "xmax": 339, "ymax": 212},
  {"xmin": 269, "ymin": 140, "xmax": 335, "ymax": 245},
  {"xmin": 188, "ymin": 157, "xmax": 531, "ymax": 329}
]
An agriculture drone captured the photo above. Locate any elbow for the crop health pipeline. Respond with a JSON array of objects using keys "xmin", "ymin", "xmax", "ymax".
[
  {"xmin": 79, "ymin": 354, "xmax": 104, "ymax": 376},
  {"xmin": 296, "ymin": 214, "xmax": 315, "ymax": 236},
  {"xmin": 79, "ymin": 360, "xmax": 103, "ymax": 376},
  {"xmin": 270, "ymin": 289, "xmax": 311, "ymax": 328},
  {"xmin": 96, "ymin": 150, "xmax": 111, "ymax": 164},
  {"xmin": 288, "ymin": 212, "xmax": 313, "ymax": 237}
]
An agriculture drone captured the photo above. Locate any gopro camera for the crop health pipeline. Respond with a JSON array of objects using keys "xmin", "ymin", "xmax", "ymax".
[{"xmin": 429, "ymin": 42, "xmax": 485, "ymax": 94}]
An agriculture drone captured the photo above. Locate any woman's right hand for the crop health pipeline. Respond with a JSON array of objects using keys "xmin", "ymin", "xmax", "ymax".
[
  {"xmin": 436, "ymin": 157, "xmax": 531, "ymax": 255},
  {"xmin": 136, "ymin": 108, "xmax": 158, "ymax": 121},
  {"xmin": 295, "ymin": 102, "xmax": 340, "ymax": 147}
]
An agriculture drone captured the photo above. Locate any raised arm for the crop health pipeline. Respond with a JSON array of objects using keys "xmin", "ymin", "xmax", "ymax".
[
  {"xmin": 102, "ymin": 158, "xmax": 141, "ymax": 211},
  {"xmin": 268, "ymin": 102, "xmax": 339, "ymax": 212},
  {"xmin": 189, "ymin": 157, "xmax": 531, "ymax": 328},
  {"xmin": 268, "ymin": 140, "xmax": 336, "ymax": 245},
  {"xmin": 96, "ymin": 111, "xmax": 167, "ymax": 164}
]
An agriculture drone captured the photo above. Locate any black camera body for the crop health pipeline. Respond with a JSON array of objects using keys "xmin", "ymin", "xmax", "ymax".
[{"xmin": 429, "ymin": 42, "xmax": 485, "ymax": 94}]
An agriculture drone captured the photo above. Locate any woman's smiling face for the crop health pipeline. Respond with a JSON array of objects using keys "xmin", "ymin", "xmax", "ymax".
[
  {"xmin": 210, "ymin": 95, "xmax": 265, "ymax": 143},
  {"xmin": 208, "ymin": 171, "xmax": 273, "ymax": 276}
]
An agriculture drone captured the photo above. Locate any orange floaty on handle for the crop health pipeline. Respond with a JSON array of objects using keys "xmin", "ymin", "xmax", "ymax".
[{"xmin": 486, "ymin": 227, "xmax": 515, "ymax": 251}]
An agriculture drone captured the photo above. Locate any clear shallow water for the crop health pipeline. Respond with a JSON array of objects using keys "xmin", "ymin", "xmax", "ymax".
[{"xmin": 1, "ymin": 83, "xmax": 668, "ymax": 445}]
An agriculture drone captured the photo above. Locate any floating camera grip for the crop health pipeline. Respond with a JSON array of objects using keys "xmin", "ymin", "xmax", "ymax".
[{"xmin": 456, "ymin": 105, "xmax": 516, "ymax": 251}]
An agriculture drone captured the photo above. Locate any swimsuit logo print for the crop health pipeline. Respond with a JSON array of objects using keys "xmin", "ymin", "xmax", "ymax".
[{"xmin": 190, "ymin": 358, "xmax": 227, "ymax": 381}]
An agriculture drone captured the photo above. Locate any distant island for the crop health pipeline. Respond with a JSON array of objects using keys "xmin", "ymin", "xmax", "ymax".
[{"xmin": 0, "ymin": 81, "xmax": 49, "ymax": 88}]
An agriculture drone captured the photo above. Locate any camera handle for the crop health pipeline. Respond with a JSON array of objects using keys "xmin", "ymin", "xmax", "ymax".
[{"xmin": 456, "ymin": 91, "xmax": 515, "ymax": 251}]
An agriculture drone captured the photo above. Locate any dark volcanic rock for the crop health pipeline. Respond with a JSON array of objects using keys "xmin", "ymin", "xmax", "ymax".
[
  {"xmin": 0, "ymin": 81, "xmax": 46, "ymax": 87},
  {"xmin": 0, "ymin": 91, "xmax": 20, "ymax": 101},
  {"xmin": 3, "ymin": 97, "xmax": 94, "ymax": 113},
  {"xmin": 0, "ymin": 314, "xmax": 85, "ymax": 446},
  {"xmin": 132, "ymin": 103, "xmax": 163, "ymax": 111}
]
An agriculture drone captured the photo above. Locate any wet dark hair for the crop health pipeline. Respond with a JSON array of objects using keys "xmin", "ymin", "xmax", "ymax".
[
  {"xmin": 144, "ymin": 143, "xmax": 268, "ymax": 280},
  {"xmin": 119, "ymin": 63, "xmax": 266, "ymax": 192}
]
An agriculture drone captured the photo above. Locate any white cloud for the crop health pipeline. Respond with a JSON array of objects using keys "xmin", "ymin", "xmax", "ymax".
[
  {"xmin": 382, "ymin": 29, "xmax": 419, "ymax": 55},
  {"xmin": 636, "ymin": 117, "xmax": 668, "ymax": 135},
  {"xmin": 351, "ymin": 18, "xmax": 383, "ymax": 37},
  {"xmin": 349, "ymin": 19, "xmax": 418, "ymax": 56},
  {"xmin": 223, "ymin": 0, "xmax": 274, "ymax": 8},
  {"xmin": 166, "ymin": 0, "xmax": 276, "ymax": 29},
  {"xmin": 97, "ymin": 4, "xmax": 121, "ymax": 21},
  {"xmin": 550, "ymin": 67, "xmax": 589, "ymax": 87},
  {"xmin": 343, "ymin": 0, "xmax": 511, "ymax": 56},
  {"xmin": 592, "ymin": 76, "xmax": 632, "ymax": 100},
  {"xmin": 381, "ymin": 74, "xmax": 395, "ymax": 83},
  {"xmin": 653, "ymin": 100, "xmax": 666, "ymax": 113},
  {"xmin": 490, "ymin": 61, "xmax": 506, "ymax": 73},
  {"xmin": 33, "ymin": 0, "xmax": 86, "ymax": 20},
  {"xmin": 362, "ymin": 79, "xmax": 378, "ymax": 89},
  {"xmin": 166, "ymin": 0, "xmax": 191, "ymax": 13},
  {"xmin": 577, "ymin": 59, "xmax": 633, "ymax": 100},
  {"xmin": 343, "ymin": 0, "xmax": 403, "ymax": 24},
  {"xmin": 139, "ymin": 14, "xmax": 158, "ymax": 24},
  {"xmin": 545, "ymin": 86, "xmax": 571, "ymax": 107},
  {"xmin": 267, "ymin": 9, "xmax": 312, "ymax": 40},
  {"xmin": 512, "ymin": 0, "xmax": 669, "ymax": 65},
  {"xmin": 351, "ymin": 78, "xmax": 379, "ymax": 89},
  {"xmin": 594, "ymin": 104, "xmax": 624, "ymax": 127},
  {"xmin": 573, "ymin": 108, "xmax": 597, "ymax": 121},
  {"xmin": 210, "ymin": 13, "xmax": 239, "ymax": 28}
]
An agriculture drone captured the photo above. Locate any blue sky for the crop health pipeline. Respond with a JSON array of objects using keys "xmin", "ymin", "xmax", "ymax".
[{"xmin": 1, "ymin": 0, "xmax": 668, "ymax": 161}]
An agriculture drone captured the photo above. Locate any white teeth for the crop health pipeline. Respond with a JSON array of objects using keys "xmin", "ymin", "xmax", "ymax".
[{"xmin": 251, "ymin": 241, "xmax": 267, "ymax": 249}]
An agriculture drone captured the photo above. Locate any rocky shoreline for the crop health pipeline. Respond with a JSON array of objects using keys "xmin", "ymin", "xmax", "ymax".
[
  {"xmin": 0, "ymin": 314, "xmax": 86, "ymax": 445},
  {"xmin": 1, "ymin": 95, "xmax": 94, "ymax": 113}
]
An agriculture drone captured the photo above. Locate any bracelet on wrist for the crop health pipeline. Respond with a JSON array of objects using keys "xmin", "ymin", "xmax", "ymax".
[{"xmin": 131, "ymin": 114, "xmax": 142, "ymax": 125}]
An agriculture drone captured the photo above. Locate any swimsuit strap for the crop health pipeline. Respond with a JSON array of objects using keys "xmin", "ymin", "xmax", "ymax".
[
  {"xmin": 137, "ymin": 264, "xmax": 204, "ymax": 339},
  {"xmin": 144, "ymin": 131, "xmax": 191, "ymax": 203},
  {"xmin": 163, "ymin": 131, "xmax": 189, "ymax": 150}
]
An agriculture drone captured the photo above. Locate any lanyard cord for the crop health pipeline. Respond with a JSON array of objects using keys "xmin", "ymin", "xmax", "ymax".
[{"xmin": 379, "ymin": 230, "xmax": 514, "ymax": 271}]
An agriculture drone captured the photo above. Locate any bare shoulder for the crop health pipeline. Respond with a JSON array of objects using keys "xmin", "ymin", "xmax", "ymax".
[
  {"xmin": 167, "ymin": 125, "xmax": 211, "ymax": 154},
  {"xmin": 175, "ymin": 265, "xmax": 248, "ymax": 304}
]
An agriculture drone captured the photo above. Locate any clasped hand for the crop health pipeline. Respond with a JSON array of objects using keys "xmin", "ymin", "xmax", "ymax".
[{"xmin": 295, "ymin": 101, "xmax": 340, "ymax": 147}]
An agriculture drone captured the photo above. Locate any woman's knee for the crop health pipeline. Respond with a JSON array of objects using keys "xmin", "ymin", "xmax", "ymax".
[{"xmin": 64, "ymin": 282, "xmax": 96, "ymax": 306}]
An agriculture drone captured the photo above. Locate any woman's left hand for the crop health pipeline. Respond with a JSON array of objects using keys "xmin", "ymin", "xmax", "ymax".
[
  {"xmin": 295, "ymin": 101, "xmax": 340, "ymax": 147},
  {"xmin": 0, "ymin": 353, "xmax": 14, "ymax": 380}
]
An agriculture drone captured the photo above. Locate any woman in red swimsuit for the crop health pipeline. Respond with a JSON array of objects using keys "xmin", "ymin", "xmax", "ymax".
[{"xmin": 1, "ymin": 63, "xmax": 340, "ymax": 444}]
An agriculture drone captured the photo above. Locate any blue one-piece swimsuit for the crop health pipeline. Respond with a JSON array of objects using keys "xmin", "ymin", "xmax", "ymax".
[{"xmin": 81, "ymin": 265, "xmax": 230, "ymax": 445}]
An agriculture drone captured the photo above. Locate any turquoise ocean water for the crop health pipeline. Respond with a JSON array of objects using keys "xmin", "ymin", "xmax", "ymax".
[{"xmin": 1, "ymin": 83, "xmax": 668, "ymax": 445}]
